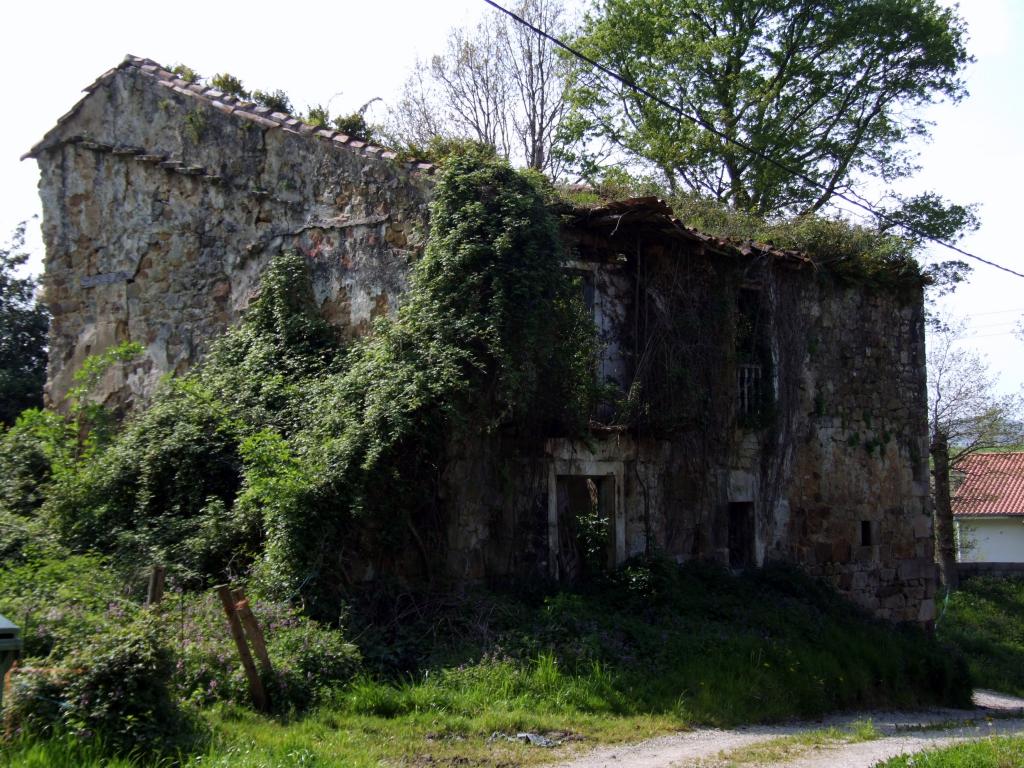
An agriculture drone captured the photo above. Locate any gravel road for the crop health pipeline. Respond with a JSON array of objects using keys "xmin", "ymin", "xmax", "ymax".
[{"xmin": 551, "ymin": 690, "xmax": 1024, "ymax": 768}]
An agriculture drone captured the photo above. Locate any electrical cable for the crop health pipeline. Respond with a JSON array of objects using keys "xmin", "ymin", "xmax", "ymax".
[{"xmin": 483, "ymin": 0, "xmax": 1024, "ymax": 280}]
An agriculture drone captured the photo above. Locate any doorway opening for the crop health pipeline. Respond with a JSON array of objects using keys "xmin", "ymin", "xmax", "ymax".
[
  {"xmin": 555, "ymin": 475, "xmax": 615, "ymax": 583},
  {"xmin": 728, "ymin": 501, "xmax": 756, "ymax": 569}
]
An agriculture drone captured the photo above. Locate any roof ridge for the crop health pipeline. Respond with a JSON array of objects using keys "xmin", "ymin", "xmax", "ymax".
[
  {"xmin": 566, "ymin": 195, "xmax": 813, "ymax": 265},
  {"xmin": 25, "ymin": 54, "xmax": 435, "ymax": 174}
]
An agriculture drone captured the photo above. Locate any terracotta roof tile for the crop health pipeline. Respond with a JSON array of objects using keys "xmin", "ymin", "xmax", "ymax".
[
  {"xmin": 23, "ymin": 54, "xmax": 434, "ymax": 173},
  {"xmin": 952, "ymin": 452, "xmax": 1024, "ymax": 517}
]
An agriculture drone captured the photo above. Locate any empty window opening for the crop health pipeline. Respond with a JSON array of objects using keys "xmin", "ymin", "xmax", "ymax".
[
  {"xmin": 555, "ymin": 475, "xmax": 615, "ymax": 583},
  {"xmin": 861, "ymin": 520, "xmax": 873, "ymax": 547},
  {"xmin": 728, "ymin": 502, "xmax": 756, "ymax": 570},
  {"xmin": 580, "ymin": 271, "xmax": 596, "ymax": 317},
  {"xmin": 736, "ymin": 288, "xmax": 772, "ymax": 421}
]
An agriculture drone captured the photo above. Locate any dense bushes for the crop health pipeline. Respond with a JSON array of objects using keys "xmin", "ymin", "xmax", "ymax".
[
  {"xmin": 162, "ymin": 592, "xmax": 360, "ymax": 713},
  {"xmin": 0, "ymin": 151, "xmax": 597, "ymax": 605},
  {"xmin": 5, "ymin": 616, "xmax": 190, "ymax": 755}
]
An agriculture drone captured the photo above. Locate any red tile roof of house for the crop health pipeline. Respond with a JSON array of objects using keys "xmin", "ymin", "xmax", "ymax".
[{"xmin": 952, "ymin": 452, "xmax": 1024, "ymax": 517}]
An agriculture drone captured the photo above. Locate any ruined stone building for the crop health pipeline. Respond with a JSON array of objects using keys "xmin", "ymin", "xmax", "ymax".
[{"xmin": 27, "ymin": 56, "xmax": 938, "ymax": 624}]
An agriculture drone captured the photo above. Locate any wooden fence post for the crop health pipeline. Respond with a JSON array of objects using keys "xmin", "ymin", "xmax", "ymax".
[
  {"xmin": 146, "ymin": 565, "xmax": 166, "ymax": 607},
  {"xmin": 231, "ymin": 588, "xmax": 273, "ymax": 678},
  {"xmin": 215, "ymin": 585, "xmax": 268, "ymax": 712}
]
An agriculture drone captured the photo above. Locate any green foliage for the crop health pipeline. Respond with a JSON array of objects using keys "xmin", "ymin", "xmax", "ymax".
[
  {"xmin": 305, "ymin": 104, "xmax": 330, "ymax": 128},
  {"xmin": 938, "ymin": 576, "xmax": 1024, "ymax": 697},
  {"xmin": 5, "ymin": 616, "xmax": 193, "ymax": 756},
  {"xmin": 251, "ymin": 89, "xmax": 293, "ymax": 114},
  {"xmin": 249, "ymin": 150, "xmax": 598, "ymax": 601},
  {"xmin": 0, "ymin": 554, "xmax": 973, "ymax": 765},
  {"xmin": 876, "ymin": 736, "xmax": 1024, "ymax": 768},
  {"xmin": 21, "ymin": 253, "xmax": 338, "ymax": 584},
  {"xmin": 183, "ymin": 110, "xmax": 206, "ymax": 143},
  {"xmin": 340, "ymin": 560, "xmax": 970, "ymax": 722},
  {"xmin": 170, "ymin": 63, "xmax": 202, "ymax": 84},
  {"xmin": 210, "ymin": 73, "xmax": 249, "ymax": 100},
  {"xmin": 393, "ymin": 136, "xmax": 499, "ymax": 165},
  {"xmin": 159, "ymin": 592, "xmax": 360, "ymax": 714},
  {"xmin": 0, "ymin": 409, "xmax": 70, "ymax": 524},
  {"xmin": 332, "ymin": 112, "xmax": 374, "ymax": 142},
  {"xmin": 0, "ymin": 221, "xmax": 49, "ymax": 426},
  {"xmin": 0, "ymin": 547, "xmax": 125, "ymax": 658},
  {"xmin": 670, "ymin": 193, "xmax": 926, "ymax": 289},
  {"xmin": 567, "ymin": 0, "xmax": 971, "ymax": 218}
]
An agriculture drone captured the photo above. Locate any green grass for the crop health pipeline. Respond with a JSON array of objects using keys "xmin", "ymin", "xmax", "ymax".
[
  {"xmin": 711, "ymin": 719, "xmax": 880, "ymax": 766},
  {"xmin": 874, "ymin": 735, "xmax": 1024, "ymax": 767},
  {"xmin": 938, "ymin": 577, "xmax": 1024, "ymax": 696},
  {"xmin": 1, "ymin": 562, "xmax": 972, "ymax": 768}
]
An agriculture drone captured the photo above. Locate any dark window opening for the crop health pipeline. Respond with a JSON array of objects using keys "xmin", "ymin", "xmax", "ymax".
[
  {"xmin": 581, "ymin": 271, "xmax": 596, "ymax": 317},
  {"xmin": 556, "ymin": 475, "xmax": 614, "ymax": 583},
  {"xmin": 728, "ymin": 502, "xmax": 756, "ymax": 570},
  {"xmin": 861, "ymin": 520, "xmax": 873, "ymax": 547},
  {"xmin": 736, "ymin": 288, "xmax": 773, "ymax": 423}
]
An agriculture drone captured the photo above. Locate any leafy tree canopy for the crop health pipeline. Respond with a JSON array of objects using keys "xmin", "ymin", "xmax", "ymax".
[
  {"xmin": 0, "ymin": 221, "xmax": 49, "ymax": 426},
  {"xmin": 565, "ymin": 0, "xmax": 972, "ymax": 220}
]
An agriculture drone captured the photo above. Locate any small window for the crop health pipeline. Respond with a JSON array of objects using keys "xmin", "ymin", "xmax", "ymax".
[
  {"xmin": 736, "ymin": 288, "xmax": 772, "ymax": 422},
  {"xmin": 861, "ymin": 520, "xmax": 873, "ymax": 547}
]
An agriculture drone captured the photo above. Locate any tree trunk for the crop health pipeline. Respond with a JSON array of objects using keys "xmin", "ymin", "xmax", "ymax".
[{"xmin": 931, "ymin": 430, "xmax": 959, "ymax": 590}]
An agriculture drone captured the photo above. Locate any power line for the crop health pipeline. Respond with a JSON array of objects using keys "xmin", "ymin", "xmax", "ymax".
[{"xmin": 483, "ymin": 0, "xmax": 1024, "ymax": 280}]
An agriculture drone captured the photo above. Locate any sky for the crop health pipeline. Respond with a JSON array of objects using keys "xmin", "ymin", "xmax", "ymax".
[{"xmin": 1, "ymin": 0, "xmax": 1022, "ymax": 395}]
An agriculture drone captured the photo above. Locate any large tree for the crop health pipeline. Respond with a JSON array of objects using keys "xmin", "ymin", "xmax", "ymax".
[
  {"xmin": 388, "ymin": 0, "xmax": 572, "ymax": 174},
  {"xmin": 565, "ymin": 0, "xmax": 971, "ymax": 218},
  {"xmin": 928, "ymin": 322, "xmax": 1024, "ymax": 588},
  {"xmin": 0, "ymin": 221, "xmax": 49, "ymax": 426}
]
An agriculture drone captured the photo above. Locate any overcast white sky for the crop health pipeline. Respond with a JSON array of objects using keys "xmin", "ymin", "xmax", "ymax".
[{"xmin": 1, "ymin": 0, "xmax": 1022, "ymax": 395}]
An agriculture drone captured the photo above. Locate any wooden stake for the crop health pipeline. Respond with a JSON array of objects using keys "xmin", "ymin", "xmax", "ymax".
[
  {"xmin": 231, "ymin": 588, "xmax": 273, "ymax": 678},
  {"xmin": 146, "ymin": 565, "xmax": 166, "ymax": 607},
  {"xmin": 215, "ymin": 585, "xmax": 267, "ymax": 712}
]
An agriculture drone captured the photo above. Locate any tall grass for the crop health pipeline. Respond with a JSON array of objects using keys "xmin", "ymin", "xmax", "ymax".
[
  {"xmin": 938, "ymin": 577, "xmax": 1024, "ymax": 696},
  {"xmin": 1, "ymin": 561, "xmax": 973, "ymax": 768}
]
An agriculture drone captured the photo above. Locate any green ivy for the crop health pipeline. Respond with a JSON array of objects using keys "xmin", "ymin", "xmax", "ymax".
[{"xmin": 9, "ymin": 153, "xmax": 597, "ymax": 605}]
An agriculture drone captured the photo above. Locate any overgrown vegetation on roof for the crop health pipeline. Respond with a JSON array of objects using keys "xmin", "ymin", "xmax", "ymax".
[{"xmin": 550, "ymin": 175, "xmax": 945, "ymax": 292}]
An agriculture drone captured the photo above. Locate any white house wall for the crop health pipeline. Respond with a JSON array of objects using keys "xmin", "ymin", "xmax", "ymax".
[{"xmin": 957, "ymin": 517, "xmax": 1024, "ymax": 563}]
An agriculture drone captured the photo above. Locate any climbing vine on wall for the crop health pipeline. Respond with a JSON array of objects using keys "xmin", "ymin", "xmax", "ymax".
[
  {"xmin": 249, "ymin": 148, "xmax": 600, "ymax": 605},
  {"xmin": 6, "ymin": 149, "xmax": 598, "ymax": 610}
]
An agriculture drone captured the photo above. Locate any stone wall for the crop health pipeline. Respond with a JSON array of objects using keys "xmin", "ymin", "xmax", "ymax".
[
  {"xmin": 31, "ymin": 62, "xmax": 935, "ymax": 624},
  {"xmin": 443, "ymin": 227, "xmax": 935, "ymax": 625},
  {"xmin": 31, "ymin": 61, "xmax": 432, "ymax": 409}
]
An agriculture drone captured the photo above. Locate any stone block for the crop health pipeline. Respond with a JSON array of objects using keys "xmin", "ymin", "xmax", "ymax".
[
  {"xmin": 882, "ymin": 593, "xmax": 906, "ymax": 610},
  {"xmin": 918, "ymin": 598, "xmax": 936, "ymax": 623},
  {"xmin": 832, "ymin": 540, "xmax": 852, "ymax": 563}
]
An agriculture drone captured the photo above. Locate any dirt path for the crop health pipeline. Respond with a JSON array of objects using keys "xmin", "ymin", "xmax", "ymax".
[{"xmin": 552, "ymin": 690, "xmax": 1024, "ymax": 768}]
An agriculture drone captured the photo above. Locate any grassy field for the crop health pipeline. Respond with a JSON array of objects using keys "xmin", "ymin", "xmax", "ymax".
[
  {"xmin": 874, "ymin": 736, "xmax": 1024, "ymax": 767},
  {"xmin": 1, "ymin": 562, "xmax": 973, "ymax": 768},
  {"xmin": 937, "ymin": 576, "xmax": 1024, "ymax": 697}
]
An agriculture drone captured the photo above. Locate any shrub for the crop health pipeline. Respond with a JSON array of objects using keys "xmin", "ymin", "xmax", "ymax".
[
  {"xmin": 0, "ymin": 548, "xmax": 127, "ymax": 658},
  {"xmin": 5, "ymin": 617, "xmax": 195, "ymax": 756},
  {"xmin": 160, "ymin": 592, "xmax": 361, "ymax": 714},
  {"xmin": 266, "ymin": 617, "xmax": 361, "ymax": 712}
]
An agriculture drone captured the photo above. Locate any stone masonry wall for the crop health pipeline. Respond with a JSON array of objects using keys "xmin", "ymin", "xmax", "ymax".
[
  {"xmin": 443, "ymin": 240, "xmax": 935, "ymax": 625},
  {"xmin": 32, "ymin": 62, "xmax": 432, "ymax": 409},
  {"xmin": 32, "ymin": 65, "xmax": 934, "ymax": 624}
]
